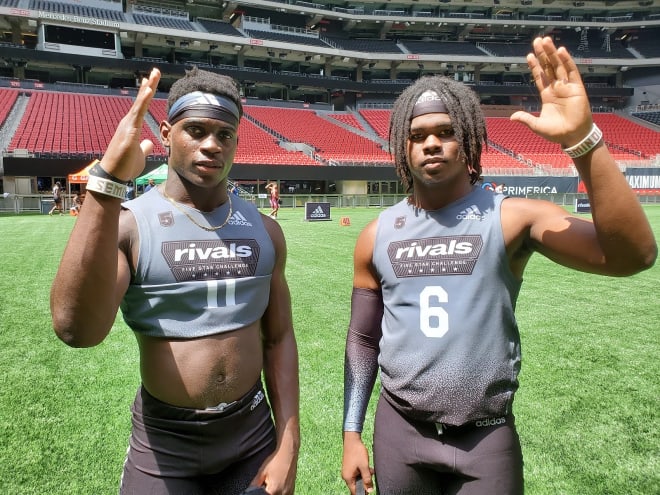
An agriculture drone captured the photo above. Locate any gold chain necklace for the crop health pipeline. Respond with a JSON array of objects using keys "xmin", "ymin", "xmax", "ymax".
[{"xmin": 160, "ymin": 187, "xmax": 233, "ymax": 232}]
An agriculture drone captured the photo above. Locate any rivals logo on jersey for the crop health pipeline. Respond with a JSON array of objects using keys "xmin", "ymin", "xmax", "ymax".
[
  {"xmin": 161, "ymin": 239, "xmax": 260, "ymax": 282},
  {"xmin": 387, "ymin": 235, "xmax": 483, "ymax": 277}
]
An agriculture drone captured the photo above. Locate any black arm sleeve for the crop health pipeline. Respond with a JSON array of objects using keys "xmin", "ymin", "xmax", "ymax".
[{"xmin": 343, "ymin": 287, "xmax": 383, "ymax": 432}]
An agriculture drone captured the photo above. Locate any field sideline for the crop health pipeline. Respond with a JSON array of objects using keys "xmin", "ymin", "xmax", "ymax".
[{"xmin": 0, "ymin": 205, "xmax": 658, "ymax": 494}]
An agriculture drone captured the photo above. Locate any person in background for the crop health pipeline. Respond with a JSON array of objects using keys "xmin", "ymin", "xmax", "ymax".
[
  {"xmin": 69, "ymin": 192, "xmax": 83, "ymax": 216},
  {"xmin": 126, "ymin": 180, "xmax": 136, "ymax": 200},
  {"xmin": 48, "ymin": 181, "xmax": 64, "ymax": 215},
  {"xmin": 341, "ymin": 36, "xmax": 656, "ymax": 495},
  {"xmin": 265, "ymin": 181, "xmax": 280, "ymax": 219},
  {"xmin": 51, "ymin": 66, "xmax": 299, "ymax": 495},
  {"xmin": 144, "ymin": 177, "xmax": 156, "ymax": 193}
]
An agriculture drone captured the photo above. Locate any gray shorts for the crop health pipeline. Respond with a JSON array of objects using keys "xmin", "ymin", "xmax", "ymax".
[
  {"xmin": 373, "ymin": 394, "xmax": 524, "ymax": 495},
  {"xmin": 119, "ymin": 382, "xmax": 275, "ymax": 495}
]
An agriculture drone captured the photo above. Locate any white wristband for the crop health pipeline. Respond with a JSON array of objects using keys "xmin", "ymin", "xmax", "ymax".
[
  {"xmin": 87, "ymin": 175, "xmax": 127, "ymax": 200},
  {"xmin": 562, "ymin": 124, "xmax": 603, "ymax": 158}
]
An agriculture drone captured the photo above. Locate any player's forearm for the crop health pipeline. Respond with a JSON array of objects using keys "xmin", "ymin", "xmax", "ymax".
[
  {"xmin": 575, "ymin": 144, "xmax": 657, "ymax": 273},
  {"xmin": 343, "ymin": 341, "xmax": 379, "ymax": 433},
  {"xmin": 51, "ymin": 192, "xmax": 124, "ymax": 346},
  {"xmin": 263, "ymin": 332, "xmax": 301, "ymax": 454},
  {"xmin": 343, "ymin": 287, "xmax": 382, "ymax": 432}
]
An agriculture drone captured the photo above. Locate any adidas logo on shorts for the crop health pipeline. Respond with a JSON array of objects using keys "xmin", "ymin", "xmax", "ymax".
[
  {"xmin": 475, "ymin": 417, "xmax": 507, "ymax": 427},
  {"xmin": 251, "ymin": 390, "xmax": 265, "ymax": 411}
]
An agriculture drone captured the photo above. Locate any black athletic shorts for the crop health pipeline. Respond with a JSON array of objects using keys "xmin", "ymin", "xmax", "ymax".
[
  {"xmin": 373, "ymin": 394, "xmax": 524, "ymax": 495},
  {"xmin": 119, "ymin": 382, "xmax": 276, "ymax": 495}
]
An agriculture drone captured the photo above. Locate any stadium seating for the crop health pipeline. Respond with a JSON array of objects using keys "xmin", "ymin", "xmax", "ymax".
[
  {"xmin": 244, "ymin": 106, "xmax": 391, "ymax": 164},
  {"xmin": 327, "ymin": 113, "xmax": 366, "ymax": 132},
  {"xmin": 2, "ymin": 88, "xmax": 657, "ymax": 171},
  {"xmin": 132, "ymin": 14, "xmax": 197, "ymax": 32},
  {"xmin": 197, "ymin": 18, "xmax": 245, "ymax": 37},
  {"xmin": 245, "ymin": 30, "xmax": 329, "ymax": 48},
  {"xmin": 360, "ymin": 109, "xmax": 660, "ymax": 171},
  {"xmin": 235, "ymin": 119, "xmax": 319, "ymax": 166},
  {"xmin": 8, "ymin": 92, "xmax": 166, "ymax": 157},
  {"xmin": 593, "ymin": 113, "xmax": 660, "ymax": 158},
  {"xmin": 0, "ymin": 88, "xmax": 18, "ymax": 125},
  {"xmin": 481, "ymin": 149, "xmax": 536, "ymax": 172},
  {"xmin": 148, "ymin": 98, "xmax": 318, "ymax": 166},
  {"xmin": 401, "ymin": 40, "xmax": 485, "ymax": 57},
  {"xmin": 359, "ymin": 110, "xmax": 390, "ymax": 140},
  {"xmin": 625, "ymin": 27, "xmax": 660, "ymax": 58},
  {"xmin": 632, "ymin": 111, "xmax": 660, "ymax": 126},
  {"xmin": 479, "ymin": 43, "xmax": 531, "ymax": 58},
  {"xmin": 29, "ymin": 0, "xmax": 125, "ymax": 22},
  {"xmin": 148, "ymin": 98, "xmax": 168, "ymax": 125}
]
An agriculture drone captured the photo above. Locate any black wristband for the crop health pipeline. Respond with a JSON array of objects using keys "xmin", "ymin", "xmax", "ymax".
[{"xmin": 89, "ymin": 162, "xmax": 129, "ymax": 185}]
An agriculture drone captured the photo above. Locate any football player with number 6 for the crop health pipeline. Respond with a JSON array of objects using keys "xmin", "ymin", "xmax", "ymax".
[{"xmin": 341, "ymin": 37, "xmax": 656, "ymax": 495}]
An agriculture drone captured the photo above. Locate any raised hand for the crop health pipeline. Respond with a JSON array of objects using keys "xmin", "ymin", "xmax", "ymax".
[
  {"xmin": 100, "ymin": 68, "xmax": 161, "ymax": 181},
  {"xmin": 510, "ymin": 36, "xmax": 593, "ymax": 148}
]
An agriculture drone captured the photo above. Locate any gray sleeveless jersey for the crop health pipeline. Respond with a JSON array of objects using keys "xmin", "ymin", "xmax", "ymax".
[
  {"xmin": 120, "ymin": 188, "xmax": 275, "ymax": 338},
  {"xmin": 373, "ymin": 186, "xmax": 522, "ymax": 425}
]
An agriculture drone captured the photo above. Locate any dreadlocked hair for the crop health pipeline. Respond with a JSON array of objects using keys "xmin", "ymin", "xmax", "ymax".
[
  {"xmin": 167, "ymin": 66, "xmax": 243, "ymax": 118},
  {"xmin": 389, "ymin": 75, "xmax": 487, "ymax": 191}
]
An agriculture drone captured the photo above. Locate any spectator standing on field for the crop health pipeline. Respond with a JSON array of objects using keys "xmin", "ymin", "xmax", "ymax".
[
  {"xmin": 48, "ymin": 181, "xmax": 64, "ymax": 215},
  {"xmin": 265, "ymin": 181, "xmax": 280, "ymax": 219},
  {"xmin": 51, "ymin": 67, "xmax": 299, "ymax": 495},
  {"xmin": 341, "ymin": 37, "xmax": 656, "ymax": 495}
]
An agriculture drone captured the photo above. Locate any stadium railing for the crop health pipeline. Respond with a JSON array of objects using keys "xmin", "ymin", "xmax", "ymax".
[{"xmin": 3, "ymin": 193, "xmax": 658, "ymax": 216}]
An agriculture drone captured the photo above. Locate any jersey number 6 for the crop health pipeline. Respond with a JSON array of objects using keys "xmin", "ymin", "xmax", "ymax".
[{"xmin": 420, "ymin": 286, "xmax": 449, "ymax": 338}]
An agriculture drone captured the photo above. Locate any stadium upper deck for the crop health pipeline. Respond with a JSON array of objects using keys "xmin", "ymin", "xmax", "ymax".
[{"xmin": 0, "ymin": 0, "xmax": 658, "ymax": 104}]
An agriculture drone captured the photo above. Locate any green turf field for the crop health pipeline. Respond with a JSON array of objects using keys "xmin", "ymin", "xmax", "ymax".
[{"xmin": 0, "ymin": 205, "xmax": 658, "ymax": 494}]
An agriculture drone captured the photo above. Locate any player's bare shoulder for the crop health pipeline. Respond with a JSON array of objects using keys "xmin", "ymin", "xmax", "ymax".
[
  {"xmin": 259, "ymin": 212, "xmax": 286, "ymax": 251},
  {"xmin": 356, "ymin": 218, "xmax": 379, "ymax": 251}
]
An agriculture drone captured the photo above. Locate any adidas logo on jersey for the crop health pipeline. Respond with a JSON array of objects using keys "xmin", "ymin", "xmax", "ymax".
[
  {"xmin": 227, "ymin": 210, "xmax": 253, "ymax": 226},
  {"xmin": 456, "ymin": 205, "xmax": 484, "ymax": 221}
]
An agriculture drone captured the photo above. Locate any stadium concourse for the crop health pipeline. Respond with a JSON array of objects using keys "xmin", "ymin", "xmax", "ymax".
[{"xmin": 0, "ymin": 0, "xmax": 659, "ymax": 206}]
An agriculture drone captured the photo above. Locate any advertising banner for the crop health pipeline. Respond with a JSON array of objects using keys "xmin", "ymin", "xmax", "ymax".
[
  {"xmin": 625, "ymin": 168, "xmax": 660, "ymax": 193},
  {"xmin": 481, "ymin": 176, "xmax": 579, "ymax": 195},
  {"xmin": 574, "ymin": 198, "xmax": 591, "ymax": 213},
  {"xmin": 305, "ymin": 202, "xmax": 331, "ymax": 221}
]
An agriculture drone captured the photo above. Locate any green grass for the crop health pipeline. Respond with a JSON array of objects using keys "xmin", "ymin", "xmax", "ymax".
[{"xmin": 1, "ymin": 206, "xmax": 658, "ymax": 494}]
